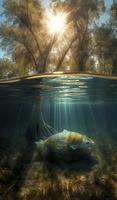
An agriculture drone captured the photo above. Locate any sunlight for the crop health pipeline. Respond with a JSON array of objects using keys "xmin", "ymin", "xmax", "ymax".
[{"xmin": 47, "ymin": 12, "xmax": 66, "ymax": 35}]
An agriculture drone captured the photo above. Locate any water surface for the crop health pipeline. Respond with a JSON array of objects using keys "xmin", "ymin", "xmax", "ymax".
[{"xmin": 0, "ymin": 74, "xmax": 117, "ymax": 200}]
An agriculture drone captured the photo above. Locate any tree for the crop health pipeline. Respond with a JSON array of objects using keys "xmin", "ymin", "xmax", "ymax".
[
  {"xmin": 109, "ymin": 1, "xmax": 117, "ymax": 74},
  {"xmin": 92, "ymin": 25, "xmax": 117, "ymax": 75},
  {"xmin": 90, "ymin": 0, "xmax": 117, "ymax": 76},
  {"xmin": 0, "ymin": 0, "xmax": 105, "ymax": 75},
  {"xmin": 110, "ymin": 0, "xmax": 117, "ymax": 34},
  {"xmin": 51, "ymin": 0, "xmax": 105, "ymax": 72},
  {"xmin": 0, "ymin": 0, "xmax": 57, "ymax": 73},
  {"xmin": 0, "ymin": 58, "xmax": 22, "ymax": 78}
]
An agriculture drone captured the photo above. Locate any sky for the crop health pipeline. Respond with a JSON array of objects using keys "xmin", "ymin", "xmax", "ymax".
[
  {"xmin": 44, "ymin": 0, "xmax": 50, "ymax": 7},
  {"xmin": 99, "ymin": 0, "xmax": 113, "ymax": 25},
  {"xmin": 0, "ymin": 0, "xmax": 113, "ymax": 59}
]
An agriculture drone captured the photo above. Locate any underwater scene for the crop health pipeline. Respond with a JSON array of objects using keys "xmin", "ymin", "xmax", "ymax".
[{"xmin": 0, "ymin": 74, "xmax": 117, "ymax": 200}]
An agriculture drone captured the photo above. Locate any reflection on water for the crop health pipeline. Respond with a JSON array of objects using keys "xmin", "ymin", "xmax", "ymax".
[{"xmin": 0, "ymin": 75, "xmax": 117, "ymax": 200}]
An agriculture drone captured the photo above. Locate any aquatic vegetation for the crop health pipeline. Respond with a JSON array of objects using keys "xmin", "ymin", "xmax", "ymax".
[{"xmin": 17, "ymin": 161, "xmax": 117, "ymax": 200}]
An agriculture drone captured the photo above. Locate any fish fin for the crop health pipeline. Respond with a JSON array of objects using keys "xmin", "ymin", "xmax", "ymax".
[
  {"xmin": 63, "ymin": 129, "xmax": 69, "ymax": 133},
  {"xmin": 35, "ymin": 140, "xmax": 43, "ymax": 146},
  {"xmin": 70, "ymin": 144, "xmax": 79, "ymax": 150}
]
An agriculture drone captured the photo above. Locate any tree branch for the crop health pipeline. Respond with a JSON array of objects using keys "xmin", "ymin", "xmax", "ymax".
[
  {"xmin": 17, "ymin": 1, "xmax": 42, "ymax": 55},
  {"xmin": 56, "ymin": 36, "xmax": 77, "ymax": 70},
  {"xmin": 23, "ymin": 41, "xmax": 38, "ymax": 67},
  {"xmin": 36, "ymin": 35, "xmax": 57, "ymax": 72}
]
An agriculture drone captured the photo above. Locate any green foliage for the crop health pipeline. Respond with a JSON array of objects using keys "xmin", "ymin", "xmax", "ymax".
[
  {"xmin": 2, "ymin": 0, "xmax": 116, "ymax": 76},
  {"xmin": 92, "ymin": 25, "xmax": 117, "ymax": 75},
  {"xmin": 51, "ymin": 0, "xmax": 105, "ymax": 72},
  {"xmin": 0, "ymin": 0, "xmax": 46, "ymax": 73},
  {"xmin": 0, "ymin": 58, "xmax": 21, "ymax": 78}
]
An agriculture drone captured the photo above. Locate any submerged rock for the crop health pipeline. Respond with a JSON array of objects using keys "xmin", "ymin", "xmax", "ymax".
[{"xmin": 35, "ymin": 129, "xmax": 95, "ymax": 163}]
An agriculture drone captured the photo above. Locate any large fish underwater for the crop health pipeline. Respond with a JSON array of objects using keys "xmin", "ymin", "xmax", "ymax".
[{"xmin": 35, "ymin": 129, "xmax": 95, "ymax": 163}]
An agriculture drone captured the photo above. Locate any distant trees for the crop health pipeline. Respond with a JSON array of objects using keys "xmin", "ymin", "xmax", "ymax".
[
  {"xmin": 92, "ymin": 26, "xmax": 112, "ymax": 74},
  {"xmin": 87, "ymin": 1, "xmax": 117, "ymax": 76},
  {"xmin": 0, "ymin": 58, "xmax": 21, "ymax": 78},
  {"xmin": 110, "ymin": 1, "xmax": 117, "ymax": 30},
  {"xmin": 109, "ymin": 1, "xmax": 117, "ymax": 74},
  {"xmin": 92, "ymin": 25, "xmax": 117, "ymax": 75}
]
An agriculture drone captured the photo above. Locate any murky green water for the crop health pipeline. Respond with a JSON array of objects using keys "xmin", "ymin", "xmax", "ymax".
[{"xmin": 0, "ymin": 75, "xmax": 117, "ymax": 200}]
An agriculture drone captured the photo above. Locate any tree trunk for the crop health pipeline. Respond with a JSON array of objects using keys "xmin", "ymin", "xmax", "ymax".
[
  {"xmin": 56, "ymin": 36, "xmax": 77, "ymax": 71},
  {"xmin": 36, "ymin": 35, "xmax": 57, "ymax": 73}
]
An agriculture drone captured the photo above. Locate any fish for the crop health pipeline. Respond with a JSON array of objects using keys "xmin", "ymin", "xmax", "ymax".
[{"xmin": 35, "ymin": 129, "xmax": 95, "ymax": 163}]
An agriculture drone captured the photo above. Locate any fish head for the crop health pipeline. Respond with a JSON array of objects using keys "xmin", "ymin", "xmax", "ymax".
[
  {"xmin": 69, "ymin": 134, "xmax": 95, "ymax": 150},
  {"xmin": 82, "ymin": 136, "xmax": 95, "ymax": 148}
]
